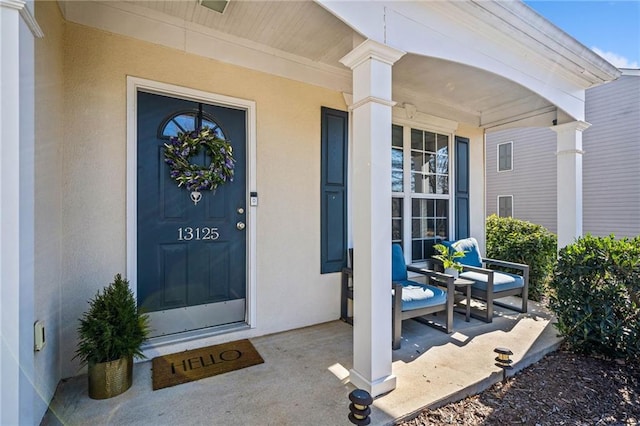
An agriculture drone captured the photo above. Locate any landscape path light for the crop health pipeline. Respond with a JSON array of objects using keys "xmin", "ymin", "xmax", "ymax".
[
  {"xmin": 494, "ymin": 347, "xmax": 513, "ymax": 382},
  {"xmin": 348, "ymin": 389, "xmax": 373, "ymax": 425}
]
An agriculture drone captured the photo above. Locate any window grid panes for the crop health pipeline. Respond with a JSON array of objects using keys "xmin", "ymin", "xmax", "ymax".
[
  {"xmin": 391, "ymin": 125, "xmax": 452, "ymax": 262},
  {"xmin": 411, "ymin": 198, "xmax": 449, "ymax": 262},
  {"xmin": 160, "ymin": 111, "xmax": 225, "ymax": 140},
  {"xmin": 498, "ymin": 196, "xmax": 513, "ymax": 217},
  {"xmin": 498, "ymin": 142, "xmax": 512, "ymax": 172},
  {"xmin": 391, "ymin": 125, "xmax": 404, "ymax": 193},
  {"xmin": 411, "ymin": 129, "xmax": 449, "ymax": 195},
  {"xmin": 392, "ymin": 197, "xmax": 403, "ymax": 245}
]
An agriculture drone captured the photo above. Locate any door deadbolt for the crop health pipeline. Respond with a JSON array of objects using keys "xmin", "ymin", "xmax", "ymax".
[
  {"xmin": 237, "ymin": 207, "xmax": 245, "ymax": 214},
  {"xmin": 236, "ymin": 221, "xmax": 246, "ymax": 230}
]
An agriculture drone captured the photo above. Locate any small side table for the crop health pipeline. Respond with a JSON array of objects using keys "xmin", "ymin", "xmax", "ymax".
[{"xmin": 453, "ymin": 277, "xmax": 475, "ymax": 322}]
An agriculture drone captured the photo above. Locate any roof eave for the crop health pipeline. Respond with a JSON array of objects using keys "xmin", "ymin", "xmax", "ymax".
[{"xmin": 486, "ymin": 1, "xmax": 621, "ymax": 86}]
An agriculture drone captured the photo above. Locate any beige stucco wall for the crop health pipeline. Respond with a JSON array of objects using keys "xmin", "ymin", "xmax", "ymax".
[
  {"xmin": 34, "ymin": 0, "xmax": 65, "ymax": 419},
  {"xmin": 36, "ymin": 2, "xmax": 487, "ymax": 383},
  {"xmin": 58, "ymin": 20, "xmax": 347, "ymax": 378}
]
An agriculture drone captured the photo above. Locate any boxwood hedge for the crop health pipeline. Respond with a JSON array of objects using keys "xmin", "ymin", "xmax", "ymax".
[
  {"xmin": 486, "ymin": 215, "xmax": 557, "ymax": 301},
  {"xmin": 548, "ymin": 235, "xmax": 640, "ymax": 360}
]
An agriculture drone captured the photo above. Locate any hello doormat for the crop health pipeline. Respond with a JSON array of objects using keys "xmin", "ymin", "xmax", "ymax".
[{"xmin": 151, "ymin": 339, "xmax": 264, "ymax": 390}]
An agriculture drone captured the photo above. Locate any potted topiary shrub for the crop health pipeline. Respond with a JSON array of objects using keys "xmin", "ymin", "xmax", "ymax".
[
  {"xmin": 433, "ymin": 243, "xmax": 466, "ymax": 278},
  {"xmin": 74, "ymin": 273, "xmax": 150, "ymax": 399}
]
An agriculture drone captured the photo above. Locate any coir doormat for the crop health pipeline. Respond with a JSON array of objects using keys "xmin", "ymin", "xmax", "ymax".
[{"xmin": 152, "ymin": 339, "xmax": 264, "ymax": 390}]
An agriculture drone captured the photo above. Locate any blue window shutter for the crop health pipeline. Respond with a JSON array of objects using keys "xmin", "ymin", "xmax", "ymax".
[
  {"xmin": 455, "ymin": 136, "xmax": 470, "ymax": 239},
  {"xmin": 321, "ymin": 107, "xmax": 348, "ymax": 273}
]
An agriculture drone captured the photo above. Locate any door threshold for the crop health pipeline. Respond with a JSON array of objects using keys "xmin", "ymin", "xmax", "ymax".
[{"xmin": 142, "ymin": 322, "xmax": 250, "ymax": 352}]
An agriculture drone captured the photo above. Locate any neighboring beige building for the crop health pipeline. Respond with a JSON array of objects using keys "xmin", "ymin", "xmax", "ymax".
[
  {"xmin": 486, "ymin": 70, "xmax": 640, "ymax": 237},
  {"xmin": 1, "ymin": 1, "xmax": 619, "ymax": 423}
]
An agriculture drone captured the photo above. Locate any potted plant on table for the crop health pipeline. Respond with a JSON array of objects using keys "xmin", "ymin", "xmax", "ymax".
[
  {"xmin": 433, "ymin": 243, "xmax": 466, "ymax": 279},
  {"xmin": 74, "ymin": 273, "xmax": 150, "ymax": 399}
]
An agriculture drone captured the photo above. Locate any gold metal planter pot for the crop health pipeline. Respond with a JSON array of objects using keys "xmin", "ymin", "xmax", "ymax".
[{"xmin": 88, "ymin": 356, "xmax": 133, "ymax": 399}]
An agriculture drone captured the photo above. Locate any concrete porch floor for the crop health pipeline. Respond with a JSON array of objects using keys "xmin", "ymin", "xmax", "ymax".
[{"xmin": 42, "ymin": 298, "xmax": 562, "ymax": 426}]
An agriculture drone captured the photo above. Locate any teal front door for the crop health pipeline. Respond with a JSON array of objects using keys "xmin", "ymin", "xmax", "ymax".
[{"xmin": 137, "ymin": 91, "xmax": 247, "ymax": 337}]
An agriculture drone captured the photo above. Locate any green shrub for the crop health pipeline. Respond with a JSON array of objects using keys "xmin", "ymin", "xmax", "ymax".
[
  {"xmin": 486, "ymin": 215, "xmax": 557, "ymax": 301},
  {"xmin": 548, "ymin": 235, "xmax": 640, "ymax": 360}
]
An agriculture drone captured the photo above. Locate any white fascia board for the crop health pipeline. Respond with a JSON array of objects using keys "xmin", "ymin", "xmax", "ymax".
[
  {"xmin": 488, "ymin": 1, "xmax": 620, "ymax": 84},
  {"xmin": 382, "ymin": 4, "xmax": 588, "ymax": 121},
  {"xmin": 314, "ymin": 0, "xmax": 386, "ymax": 44},
  {"xmin": 317, "ymin": 0, "xmax": 598, "ymax": 121},
  {"xmin": 316, "ymin": 0, "xmax": 609, "ymax": 88},
  {"xmin": 61, "ymin": 1, "xmax": 352, "ymax": 93},
  {"xmin": 440, "ymin": 1, "xmax": 619, "ymax": 86}
]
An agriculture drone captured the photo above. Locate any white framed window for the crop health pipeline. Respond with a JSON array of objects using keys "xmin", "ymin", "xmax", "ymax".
[
  {"xmin": 497, "ymin": 195, "xmax": 513, "ymax": 217},
  {"xmin": 497, "ymin": 141, "xmax": 513, "ymax": 172},
  {"xmin": 392, "ymin": 124, "xmax": 453, "ymax": 262}
]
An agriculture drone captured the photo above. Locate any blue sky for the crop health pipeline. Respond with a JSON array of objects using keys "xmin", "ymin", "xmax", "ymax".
[{"xmin": 525, "ymin": 1, "xmax": 640, "ymax": 68}]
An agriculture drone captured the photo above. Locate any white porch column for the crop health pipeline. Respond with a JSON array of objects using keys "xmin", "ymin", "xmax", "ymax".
[
  {"xmin": 1, "ymin": 0, "xmax": 40, "ymax": 424},
  {"xmin": 340, "ymin": 40, "xmax": 405, "ymax": 397},
  {"xmin": 552, "ymin": 121, "xmax": 591, "ymax": 249},
  {"xmin": 1, "ymin": 2, "xmax": 25, "ymax": 424}
]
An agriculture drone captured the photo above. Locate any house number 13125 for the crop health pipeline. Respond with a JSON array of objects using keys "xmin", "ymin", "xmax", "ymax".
[{"xmin": 177, "ymin": 227, "xmax": 220, "ymax": 241}]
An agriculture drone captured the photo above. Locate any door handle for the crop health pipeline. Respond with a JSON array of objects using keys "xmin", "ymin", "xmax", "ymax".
[{"xmin": 236, "ymin": 221, "xmax": 246, "ymax": 230}]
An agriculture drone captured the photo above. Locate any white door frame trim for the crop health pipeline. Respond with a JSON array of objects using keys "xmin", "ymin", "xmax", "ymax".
[{"xmin": 126, "ymin": 76, "xmax": 258, "ymax": 330}]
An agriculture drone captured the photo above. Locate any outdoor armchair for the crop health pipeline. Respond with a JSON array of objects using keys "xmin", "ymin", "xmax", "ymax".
[
  {"xmin": 340, "ymin": 244, "xmax": 455, "ymax": 349},
  {"xmin": 340, "ymin": 248, "xmax": 354, "ymax": 325},
  {"xmin": 392, "ymin": 242, "xmax": 455, "ymax": 349},
  {"xmin": 439, "ymin": 237, "xmax": 529, "ymax": 323}
]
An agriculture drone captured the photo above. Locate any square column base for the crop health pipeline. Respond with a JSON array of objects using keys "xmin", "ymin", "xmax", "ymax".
[{"xmin": 349, "ymin": 368, "xmax": 397, "ymax": 398}]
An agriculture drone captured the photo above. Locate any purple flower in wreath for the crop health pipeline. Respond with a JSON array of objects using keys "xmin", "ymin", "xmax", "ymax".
[{"xmin": 163, "ymin": 127, "xmax": 235, "ymax": 196}]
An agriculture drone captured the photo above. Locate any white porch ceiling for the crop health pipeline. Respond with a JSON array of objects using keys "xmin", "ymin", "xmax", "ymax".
[
  {"xmin": 64, "ymin": 0, "xmax": 576, "ymax": 128},
  {"xmin": 126, "ymin": 0, "xmax": 355, "ymax": 65}
]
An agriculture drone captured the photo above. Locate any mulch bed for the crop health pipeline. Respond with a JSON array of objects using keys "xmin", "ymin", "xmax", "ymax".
[{"xmin": 397, "ymin": 349, "xmax": 640, "ymax": 425}]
